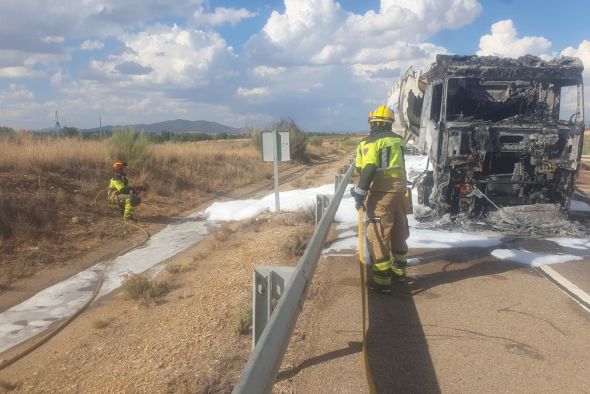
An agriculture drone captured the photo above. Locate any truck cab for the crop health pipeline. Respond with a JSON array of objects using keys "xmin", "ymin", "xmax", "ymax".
[{"xmin": 415, "ymin": 55, "xmax": 585, "ymax": 215}]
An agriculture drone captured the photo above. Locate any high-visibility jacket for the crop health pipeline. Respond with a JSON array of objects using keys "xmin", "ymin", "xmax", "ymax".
[
  {"xmin": 108, "ymin": 174, "xmax": 132, "ymax": 202},
  {"xmin": 357, "ymin": 130, "xmax": 407, "ymax": 193}
]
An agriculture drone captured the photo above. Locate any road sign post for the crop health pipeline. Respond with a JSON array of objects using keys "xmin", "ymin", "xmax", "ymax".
[{"xmin": 262, "ymin": 131, "xmax": 290, "ymax": 213}]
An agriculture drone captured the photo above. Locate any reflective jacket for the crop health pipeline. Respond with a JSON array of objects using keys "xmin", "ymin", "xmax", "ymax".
[
  {"xmin": 357, "ymin": 130, "xmax": 407, "ymax": 193},
  {"xmin": 108, "ymin": 174, "xmax": 132, "ymax": 201}
]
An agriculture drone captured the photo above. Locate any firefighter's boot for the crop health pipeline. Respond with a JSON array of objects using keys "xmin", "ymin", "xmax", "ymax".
[
  {"xmin": 368, "ymin": 259, "xmax": 392, "ymax": 293},
  {"xmin": 392, "ymin": 254, "xmax": 408, "ymax": 282}
]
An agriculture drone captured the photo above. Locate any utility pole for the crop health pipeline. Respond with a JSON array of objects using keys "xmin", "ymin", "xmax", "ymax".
[{"xmin": 50, "ymin": 110, "xmax": 62, "ymax": 139}]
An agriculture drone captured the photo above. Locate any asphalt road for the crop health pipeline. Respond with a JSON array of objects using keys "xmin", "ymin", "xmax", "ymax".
[{"xmin": 282, "ymin": 239, "xmax": 590, "ymax": 393}]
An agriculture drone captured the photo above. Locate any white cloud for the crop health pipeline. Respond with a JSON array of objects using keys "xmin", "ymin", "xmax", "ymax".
[
  {"xmin": 252, "ymin": 0, "xmax": 480, "ymax": 69},
  {"xmin": 237, "ymin": 87, "xmax": 269, "ymax": 96},
  {"xmin": 193, "ymin": 7, "xmax": 257, "ymax": 27},
  {"xmin": 560, "ymin": 40, "xmax": 590, "ymax": 121},
  {"xmin": 84, "ymin": 25, "xmax": 234, "ymax": 86},
  {"xmin": 253, "ymin": 65, "xmax": 286, "ymax": 77},
  {"xmin": 561, "ymin": 40, "xmax": 590, "ymax": 77},
  {"xmin": 0, "ymin": 66, "xmax": 45, "ymax": 78},
  {"xmin": 81, "ymin": 40, "xmax": 104, "ymax": 50},
  {"xmin": 477, "ymin": 19, "xmax": 552, "ymax": 58},
  {"xmin": 41, "ymin": 36, "xmax": 64, "ymax": 44}
]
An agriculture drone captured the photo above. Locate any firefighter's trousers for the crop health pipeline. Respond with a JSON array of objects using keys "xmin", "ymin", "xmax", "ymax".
[
  {"xmin": 113, "ymin": 193, "xmax": 141, "ymax": 218},
  {"xmin": 366, "ymin": 191, "xmax": 409, "ymax": 286}
]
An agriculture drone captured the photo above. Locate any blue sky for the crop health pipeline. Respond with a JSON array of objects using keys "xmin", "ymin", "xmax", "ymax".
[{"xmin": 0, "ymin": 0, "xmax": 588, "ymax": 131}]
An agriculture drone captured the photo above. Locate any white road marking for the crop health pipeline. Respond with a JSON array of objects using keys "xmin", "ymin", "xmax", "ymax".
[{"xmin": 538, "ymin": 265, "xmax": 590, "ymax": 313}]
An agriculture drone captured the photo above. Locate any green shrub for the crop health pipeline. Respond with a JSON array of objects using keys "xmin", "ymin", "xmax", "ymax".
[
  {"xmin": 121, "ymin": 273, "xmax": 170, "ymax": 302},
  {"xmin": 235, "ymin": 306, "xmax": 252, "ymax": 335},
  {"xmin": 308, "ymin": 135, "xmax": 322, "ymax": 146},
  {"xmin": 248, "ymin": 119, "xmax": 308, "ymax": 162},
  {"xmin": 108, "ymin": 128, "xmax": 152, "ymax": 168}
]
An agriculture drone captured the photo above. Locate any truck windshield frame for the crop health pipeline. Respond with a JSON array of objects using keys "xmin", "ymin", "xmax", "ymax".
[{"xmin": 445, "ymin": 77, "xmax": 582, "ymax": 124}]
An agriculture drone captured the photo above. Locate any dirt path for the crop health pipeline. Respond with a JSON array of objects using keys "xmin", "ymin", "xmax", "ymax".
[
  {"xmin": 0, "ymin": 155, "xmax": 349, "ymax": 393},
  {"xmin": 278, "ymin": 246, "xmax": 590, "ymax": 393}
]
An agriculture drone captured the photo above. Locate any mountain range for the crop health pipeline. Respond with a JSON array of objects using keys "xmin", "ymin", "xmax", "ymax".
[{"xmin": 81, "ymin": 119, "xmax": 240, "ymax": 134}]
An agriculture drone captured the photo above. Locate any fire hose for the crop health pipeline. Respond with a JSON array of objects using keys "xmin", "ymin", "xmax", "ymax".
[{"xmin": 0, "ymin": 193, "xmax": 150, "ymax": 371}]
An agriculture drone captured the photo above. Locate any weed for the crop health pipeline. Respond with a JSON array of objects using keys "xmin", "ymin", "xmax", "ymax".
[
  {"xmin": 166, "ymin": 263, "xmax": 186, "ymax": 274},
  {"xmin": 92, "ymin": 319, "xmax": 110, "ymax": 329},
  {"xmin": 277, "ymin": 207, "xmax": 315, "ymax": 226},
  {"xmin": 121, "ymin": 273, "xmax": 170, "ymax": 302},
  {"xmin": 283, "ymin": 224, "xmax": 315, "ymax": 256},
  {"xmin": 214, "ymin": 225, "xmax": 234, "ymax": 242},
  {"xmin": 308, "ymin": 135, "xmax": 322, "ymax": 146},
  {"xmin": 235, "ymin": 306, "xmax": 252, "ymax": 335}
]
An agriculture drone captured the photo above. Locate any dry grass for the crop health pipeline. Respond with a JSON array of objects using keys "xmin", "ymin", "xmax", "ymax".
[
  {"xmin": 121, "ymin": 273, "xmax": 171, "ymax": 302},
  {"xmin": 235, "ymin": 306, "xmax": 252, "ymax": 335},
  {"xmin": 0, "ymin": 135, "xmax": 275, "ymax": 284},
  {"xmin": 306, "ymin": 135, "xmax": 359, "ymax": 158},
  {"xmin": 282, "ymin": 224, "xmax": 315, "ymax": 256},
  {"xmin": 165, "ymin": 262, "xmax": 187, "ymax": 274},
  {"xmin": 150, "ymin": 139, "xmax": 270, "ymax": 194},
  {"xmin": 91, "ymin": 318, "xmax": 110, "ymax": 329}
]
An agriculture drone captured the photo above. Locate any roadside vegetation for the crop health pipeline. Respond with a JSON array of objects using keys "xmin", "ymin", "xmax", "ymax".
[{"xmin": 0, "ymin": 127, "xmax": 355, "ymax": 286}]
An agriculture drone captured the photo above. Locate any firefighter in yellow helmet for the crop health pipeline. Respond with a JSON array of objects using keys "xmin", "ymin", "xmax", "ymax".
[
  {"xmin": 108, "ymin": 162, "xmax": 142, "ymax": 220},
  {"xmin": 351, "ymin": 105, "xmax": 410, "ymax": 292}
]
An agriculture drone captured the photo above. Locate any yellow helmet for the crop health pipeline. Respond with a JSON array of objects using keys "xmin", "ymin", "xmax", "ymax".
[{"xmin": 368, "ymin": 105, "xmax": 394, "ymax": 125}]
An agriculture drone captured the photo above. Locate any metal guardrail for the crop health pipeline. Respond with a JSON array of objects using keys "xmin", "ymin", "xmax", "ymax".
[{"xmin": 232, "ymin": 162, "xmax": 354, "ymax": 394}]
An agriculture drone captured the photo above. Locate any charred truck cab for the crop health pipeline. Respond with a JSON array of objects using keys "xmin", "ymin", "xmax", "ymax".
[{"xmin": 413, "ymin": 55, "xmax": 585, "ymax": 215}]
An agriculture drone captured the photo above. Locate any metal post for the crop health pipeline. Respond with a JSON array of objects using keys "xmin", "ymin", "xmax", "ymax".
[
  {"xmin": 252, "ymin": 267, "xmax": 295, "ymax": 349},
  {"xmin": 315, "ymin": 194, "xmax": 331, "ymax": 224},
  {"xmin": 273, "ymin": 131, "xmax": 280, "ymax": 213},
  {"xmin": 335, "ymin": 174, "xmax": 344, "ymax": 193}
]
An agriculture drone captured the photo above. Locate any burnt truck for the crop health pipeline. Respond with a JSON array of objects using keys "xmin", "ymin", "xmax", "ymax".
[{"xmin": 387, "ymin": 54, "xmax": 585, "ymax": 215}]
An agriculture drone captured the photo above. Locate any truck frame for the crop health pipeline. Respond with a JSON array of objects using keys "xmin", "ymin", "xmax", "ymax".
[{"xmin": 389, "ymin": 54, "xmax": 585, "ymax": 215}]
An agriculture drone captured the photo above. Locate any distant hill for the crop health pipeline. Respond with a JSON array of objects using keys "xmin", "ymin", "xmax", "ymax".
[{"xmin": 83, "ymin": 119, "xmax": 239, "ymax": 134}]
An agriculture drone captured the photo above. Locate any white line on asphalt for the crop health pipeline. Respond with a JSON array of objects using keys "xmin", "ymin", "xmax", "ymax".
[{"xmin": 538, "ymin": 265, "xmax": 590, "ymax": 313}]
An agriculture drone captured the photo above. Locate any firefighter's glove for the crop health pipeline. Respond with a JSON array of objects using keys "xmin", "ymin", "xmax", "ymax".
[{"xmin": 350, "ymin": 186, "xmax": 367, "ymax": 211}]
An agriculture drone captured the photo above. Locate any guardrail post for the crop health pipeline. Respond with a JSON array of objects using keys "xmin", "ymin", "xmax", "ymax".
[
  {"xmin": 315, "ymin": 194, "xmax": 332, "ymax": 224},
  {"xmin": 335, "ymin": 174, "xmax": 345, "ymax": 193},
  {"xmin": 252, "ymin": 267, "xmax": 295, "ymax": 349}
]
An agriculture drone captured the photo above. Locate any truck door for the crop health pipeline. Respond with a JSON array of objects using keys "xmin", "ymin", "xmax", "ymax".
[{"xmin": 419, "ymin": 82, "xmax": 443, "ymax": 162}]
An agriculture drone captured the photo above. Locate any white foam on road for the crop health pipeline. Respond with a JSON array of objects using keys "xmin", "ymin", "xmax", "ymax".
[
  {"xmin": 0, "ymin": 214, "xmax": 212, "ymax": 354},
  {"xmin": 491, "ymin": 249, "xmax": 584, "ymax": 266},
  {"xmin": 548, "ymin": 237, "xmax": 590, "ymax": 251}
]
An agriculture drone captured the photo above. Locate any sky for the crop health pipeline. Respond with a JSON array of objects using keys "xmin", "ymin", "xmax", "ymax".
[{"xmin": 0, "ymin": 0, "xmax": 589, "ymax": 131}]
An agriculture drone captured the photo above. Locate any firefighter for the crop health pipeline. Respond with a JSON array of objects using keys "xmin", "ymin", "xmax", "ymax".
[
  {"xmin": 351, "ymin": 105, "xmax": 410, "ymax": 293},
  {"xmin": 108, "ymin": 162, "xmax": 141, "ymax": 220}
]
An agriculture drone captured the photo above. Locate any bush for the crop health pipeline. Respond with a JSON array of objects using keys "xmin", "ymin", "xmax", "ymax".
[
  {"xmin": 108, "ymin": 128, "xmax": 152, "ymax": 168},
  {"xmin": 308, "ymin": 135, "xmax": 322, "ymax": 147},
  {"xmin": 249, "ymin": 119, "xmax": 309, "ymax": 162},
  {"xmin": 121, "ymin": 273, "xmax": 170, "ymax": 302},
  {"xmin": 235, "ymin": 306, "xmax": 252, "ymax": 335},
  {"xmin": 283, "ymin": 224, "xmax": 314, "ymax": 256}
]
